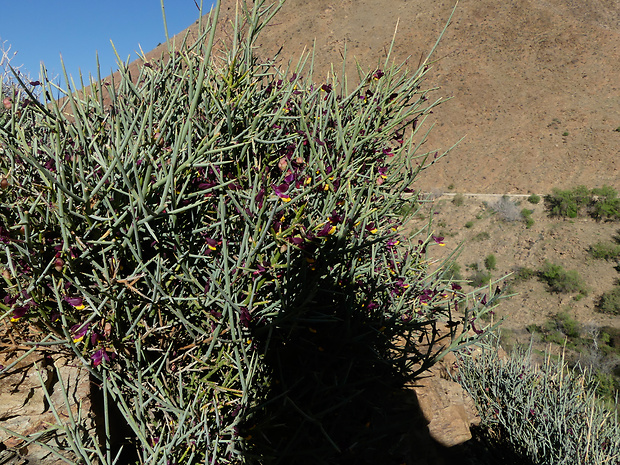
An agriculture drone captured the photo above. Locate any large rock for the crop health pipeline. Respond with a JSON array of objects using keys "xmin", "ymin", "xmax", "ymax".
[
  {"xmin": 0, "ymin": 351, "xmax": 94, "ymax": 464},
  {"xmin": 411, "ymin": 365, "xmax": 481, "ymax": 448}
]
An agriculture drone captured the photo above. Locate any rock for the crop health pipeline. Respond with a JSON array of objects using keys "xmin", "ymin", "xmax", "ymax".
[
  {"xmin": 411, "ymin": 370, "xmax": 481, "ymax": 448},
  {"xmin": 0, "ymin": 352, "xmax": 53, "ymax": 420},
  {"xmin": 0, "ymin": 351, "xmax": 94, "ymax": 465}
]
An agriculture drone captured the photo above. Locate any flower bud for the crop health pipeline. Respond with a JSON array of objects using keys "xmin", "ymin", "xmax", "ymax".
[{"xmin": 2, "ymin": 98, "xmax": 11, "ymax": 110}]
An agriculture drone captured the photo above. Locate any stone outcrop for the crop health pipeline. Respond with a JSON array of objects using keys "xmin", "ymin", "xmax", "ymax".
[
  {"xmin": 410, "ymin": 353, "xmax": 481, "ymax": 448},
  {"xmin": 0, "ymin": 350, "xmax": 93, "ymax": 465}
]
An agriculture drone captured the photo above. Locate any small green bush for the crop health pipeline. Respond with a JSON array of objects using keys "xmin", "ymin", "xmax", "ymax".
[
  {"xmin": 590, "ymin": 185, "xmax": 620, "ymax": 221},
  {"xmin": 597, "ymin": 286, "xmax": 620, "ymax": 315},
  {"xmin": 545, "ymin": 185, "xmax": 590, "ymax": 218},
  {"xmin": 521, "ymin": 208, "xmax": 534, "ymax": 228},
  {"xmin": 452, "ymin": 193, "xmax": 465, "ymax": 206},
  {"xmin": 527, "ymin": 194, "xmax": 541, "ymax": 204},
  {"xmin": 484, "ymin": 254, "xmax": 496, "ymax": 270},
  {"xmin": 539, "ymin": 261, "xmax": 589, "ymax": 295},
  {"xmin": 465, "ymin": 220, "xmax": 474, "ymax": 228},
  {"xmin": 514, "ymin": 266, "xmax": 536, "ymax": 282},
  {"xmin": 473, "ymin": 231, "xmax": 490, "ymax": 241},
  {"xmin": 545, "ymin": 311, "xmax": 581, "ymax": 339},
  {"xmin": 545, "ymin": 185, "xmax": 620, "ymax": 220},
  {"xmin": 469, "ymin": 270, "xmax": 492, "ymax": 287},
  {"xmin": 589, "ymin": 241, "xmax": 620, "ymax": 260},
  {"xmin": 443, "ymin": 261, "xmax": 463, "ymax": 281}
]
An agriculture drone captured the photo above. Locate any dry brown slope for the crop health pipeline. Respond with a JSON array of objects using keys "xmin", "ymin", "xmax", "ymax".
[
  {"xmin": 91, "ymin": 0, "xmax": 620, "ymax": 194},
  {"xmin": 243, "ymin": 0, "xmax": 620, "ymax": 194}
]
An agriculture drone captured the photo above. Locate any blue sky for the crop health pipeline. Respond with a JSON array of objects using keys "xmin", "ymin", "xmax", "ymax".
[{"xmin": 1, "ymin": 1, "xmax": 215, "ymax": 88}]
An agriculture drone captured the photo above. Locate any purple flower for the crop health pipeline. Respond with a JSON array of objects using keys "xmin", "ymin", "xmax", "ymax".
[
  {"xmin": 64, "ymin": 296, "xmax": 85, "ymax": 310},
  {"xmin": 432, "ymin": 235, "xmax": 445, "ymax": 246},
  {"xmin": 239, "ymin": 307, "xmax": 251, "ymax": 328},
  {"xmin": 317, "ymin": 222, "xmax": 336, "ymax": 237},
  {"xmin": 91, "ymin": 348, "xmax": 115, "ymax": 366},
  {"xmin": 253, "ymin": 260, "xmax": 273, "ymax": 277},
  {"xmin": 329, "ymin": 211, "xmax": 343, "ymax": 225},
  {"xmin": 373, "ymin": 69, "xmax": 385, "ymax": 80},
  {"xmin": 272, "ymin": 183, "xmax": 291, "ymax": 202},
  {"xmin": 419, "ymin": 289, "xmax": 435, "ymax": 305},
  {"xmin": 255, "ymin": 187, "xmax": 266, "ymax": 208},
  {"xmin": 284, "ymin": 172, "xmax": 296, "ymax": 184},
  {"xmin": 10, "ymin": 305, "xmax": 28, "ymax": 322},
  {"xmin": 70, "ymin": 322, "xmax": 90, "ymax": 343},
  {"xmin": 470, "ymin": 319, "xmax": 484, "ymax": 335},
  {"xmin": 366, "ymin": 222, "xmax": 378, "ymax": 234}
]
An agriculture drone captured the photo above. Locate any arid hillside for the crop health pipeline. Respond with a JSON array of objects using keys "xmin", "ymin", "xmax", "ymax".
[{"xmin": 126, "ymin": 0, "xmax": 620, "ymax": 194}]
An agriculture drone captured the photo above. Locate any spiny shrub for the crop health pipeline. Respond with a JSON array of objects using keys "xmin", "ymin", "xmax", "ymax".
[
  {"xmin": 589, "ymin": 241, "xmax": 620, "ymax": 260},
  {"xmin": 452, "ymin": 192, "xmax": 465, "ymax": 206},
  {"xmin": 545, "ymin": 185, "xmax": 590, "ymax": 218},
  {"xmin": 491, "ymin": 195, "xmax": 521, "ymax": 222},
  {"xmin": 521, "ymin": 208, "xmax": 534, "ymax": 228},
  {"xmin": 454, "ymin": 335, "xmax": 620, "ymax": 465},
  {"xmin": 527, "ymin": 193, "xmax": 541, "ymax": 204},
  {"xmin": 0, "ymin": 2, "xmax": 494, "ymax": 463},
  {"xmin": 597, "ymin": 285, "xmax": 620, "ymax": 315},
  {"xmin": 545, "ymin": 311, "xmax": 581, "ymax": 339},
  {"xmin": 539, "ymin": 261, "xmax": 589, "ymax": 295},
  {"xmin": 545, "ymin": 185, "xmax": 620, "ymax": 220},
  {"xmin": 484, "ymin": 254, "xmax": 496, "ymax": 271},
  {"xmin": 590, "ymin": 185, "xmax": 620, "ymax": 221}
]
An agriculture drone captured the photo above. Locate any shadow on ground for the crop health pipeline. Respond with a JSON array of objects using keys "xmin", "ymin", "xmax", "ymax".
[{"xmin": 242, "ymin": 282, "xmax": 534, "ymax": 465}]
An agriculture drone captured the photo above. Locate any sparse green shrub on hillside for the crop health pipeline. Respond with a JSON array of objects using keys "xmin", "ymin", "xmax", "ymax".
[
  {"xmin": 484, "ymin": 254, "xmax": 496, "ymax": 270},
  {"xmin": 589, "ymin": 241, "xmax": 620, "ymax": 260},
  {"xmin": 597, "ymin": 285, "xmax": 620, "ymax": 315},
  {"xmin": 538, "ymin": 261, "xmax": 589, "ymax": 295},
  {"xmin": 443, "ymin": 261, "xmax": 463, "ymax": 281},
  {"xmin": 452, "ymin": 192, "xmax": 464, "ymax": 206},
  {"xmin": 454, "ymin": 335, "xmax": 620, "ymax": 465},
  {"xmin": 545, "ymin": 311, "xmax": 581, "ymax": 339},
  {"xmin": 0, "ymin": 2, "xmax": 494, "ymax": 463},
  {"xmin": 546, "ymin": 185, "xmax": 591, "ymax": 218},
  {"xmin": 473, "ymin": 231, "xmax": 490, "ymax": 241},
  {"xmin": 545, "ymin": 185, "xmax": 620, "ymax": 220},
  {"xmin": 590, "ymin": 185, "xmax": 620, "ymax": 221},
  {"xmin": 527, "ymin": 193, "xmax": 540, "ymax": 204},
  {"xmin": 521, "ymin": 207, "xmax": 534, "ymax": 228},
  {"xmin": 469, "ymin": 269, "xmax": 492, "ymax": 288},
  {"xmin": 513, "ymin": 266, "xmax": 536, "ymax": 282}
]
